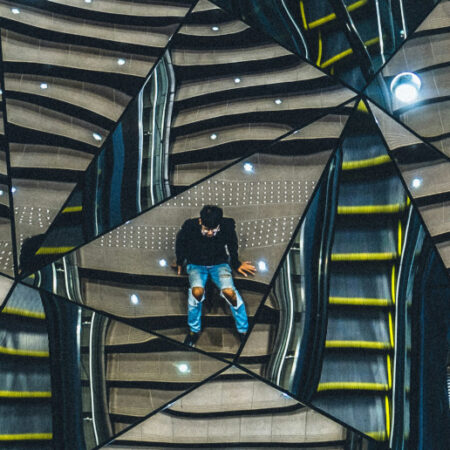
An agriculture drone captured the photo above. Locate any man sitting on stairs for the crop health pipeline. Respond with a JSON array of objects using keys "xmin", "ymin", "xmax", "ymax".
[{"xmin": 176, "ymin": 205, "xmax": 256, "ymax": 347}]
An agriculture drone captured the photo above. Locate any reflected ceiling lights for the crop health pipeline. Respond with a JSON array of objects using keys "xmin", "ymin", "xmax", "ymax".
[
  {"xmin": 85, "ymin": 0, "xmax": 92, "ymax": 3},
  {"xmin": 117, "ymin": 58, "xmax": 126, "ymax": 66},
  {"xmin": 158, "ymin": 258, "xmax": 168, "ymax": 267},
  {"xmin": 211, "ymin": 26, "xmax": 220, "ymax": 31},
  {"xmin": 40, "ymin": 83, "xmax": 48, "ymax": 90},
  {"xmin": 176, "ymin": 363, "xmax": 190, "ymax": 374},
  {"xmin": 130, "ymin": 294, "xmax": 140, "ymax": 305},
  {"xmin": 11, "ymin": 8, "xmax": 20, "ymax": 14},
  {"xmin": 234, "ymin": 77, "xmax": 241, "ymax": 84},
  {"xmin": 92, "ymin": 132, "xmax": 102, "ymax": 141},
  {"xmin": 210, "ymin": 133, "xmax": 218, "ymax": 140},
  {"xmin": 257, "ymin": 260, "xmax": 268, "ymax": 272},
  {"xmin": 412, "ymin": 177, "xmax": 422, "ymax": 189},
  {"xmin": 0, "ymin": 190, "xmax": 3, "ymax": 196},
  {"xmin": 390, "ymin": 72, "xmax": 421, "ymax": 103},
  {"xmin": 11, "ymin": 187, "xmax": 17, "ymax": 193},
  {"xmin": 274, "ymin": 99, "xmax": 283, "ymax": 105},
  {"xmin": 0, "ymin": 89, "xmax": 2, "ymax": 95},
  {"xmin": 243, "ymin": 162, "xmax": 254, "ymax": 173}
]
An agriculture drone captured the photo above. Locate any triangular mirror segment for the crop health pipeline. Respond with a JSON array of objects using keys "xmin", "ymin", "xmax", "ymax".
[
  {"xmin": 102, "ymin": 364, "xmax": 376, "ymax": 448},
  {"xmin": 238, "ymin": 101, "xmax": 450, "ymax": 446},
  {"xmin": 24, "ymin": 108, "xmax": 353, "ymax": 358},
  {"xmin": 364, "ymin": 0, "xmax": 450, "ymax": 157}
]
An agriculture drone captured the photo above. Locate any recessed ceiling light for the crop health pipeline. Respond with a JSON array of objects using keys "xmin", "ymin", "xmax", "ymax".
[
  {"xmin": 411, "ymin": 178, "xmax": 422, "ymax": 189},
  {"xmin": 92, "ymin": 132, "xmax": 102, "ymax": 141},
  {"xmin": 390, "ymin": 72, "xmax": 421, "ymax": 103},
  {"xmin": 210, "ymin": 133, "xmax": 218, "ymax": 140},
  {"xmin": 117, "ymin": 58, "xmax": 126, "ymax": 66},
  {"xmin": 211, "ymin": 26, "xmax": 220, "ymax": 31},
  {"xmin": 176, "ymin": 363, "xmax": 190, "ymax": 373},
  {"xmin": 257, "ymin": 260, "xmax": 268, "ymax": 272},
  {"xmin": 85, "ymin": 0, "xmax": 92, "ymax": 3},
  {"xmin": 11, "ymin": 8, "xmax": 20, "ymax": 14},
  {"xmin": 0, "ymin": 89, "xmax": 2, "ymax": 95},
  {"xmin": 130, "ymin": 294, "xmax": 140, "ymax": 305},
  {"xmin": 0, "ymin": 190, "xmax": 4, "ymax": 196},
  {"xmin": 11, "ymin": 187, "xmax": 17, "ymax": 194},
  {"xmin": 243, "ymin": 162, "xmax": 254, "ymax": 173},
  {"xmin": 40, "ymin": 83, "xmax": 48, "ymax": 90},
  {"xmin": 274, "ymin": 99, "xmax": 283, "ymax": 105},
  {"xmin": 234, "ymin": 77, "xmax": 241, "ymax": 84},
  {"xmin": 158, "ymin": 258, "xmax": 168, "ymax": 267}
]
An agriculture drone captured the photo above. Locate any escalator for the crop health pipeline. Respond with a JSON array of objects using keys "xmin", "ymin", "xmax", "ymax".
[
  {"xmin": 312, "ymin": 102, "xmax": 409, "ymax": 441},
  {"xmin": 0, "ymin": 283, "xmax": 53, "ymax": 448}
]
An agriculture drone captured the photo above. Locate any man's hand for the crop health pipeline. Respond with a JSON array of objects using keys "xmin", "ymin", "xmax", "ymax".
[{"xmin": 237, "ymin": 261, "xmax": 256, "ymax": 277}]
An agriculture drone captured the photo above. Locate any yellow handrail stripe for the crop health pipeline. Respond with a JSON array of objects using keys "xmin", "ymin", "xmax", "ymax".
[
  {"xmin": 326, "ymin": 340, "xmax": 392, "ymax": 350},
  {"xmin": 398, "ymin": 219, "xmax": 402, "ymax": 256},
  {"xmin": 317, "ymin": 382, "xmax": 389, "ymax": 392},
  {"xmin": 321, "ymin": 36, "xmax": 379, "ymax": 68},
  {"xmin": 329, "ymin": 297, "xmax": 390, "ymax": 306},
  {"xmin": 299, "ymin": 1, "xmax": 308, "ymax": 29},
  {"xmin": 308, "ymin": 0, "xmax": 368, "ymax": 29},
  {"xmin": 0, "ymin": 346, "xmax": 49, "ymax": 358},
  {"xmin": 0, "ymin": 433, "xmax": 52, "ymax": 441},
  {"xmin": 387, "ymin": 354, "xmax": 392, "ymax": 389},
  {"xmin": 366, "ymin": 430, "xmax": 387, "ymax": 441},
  {"xmin": 391, "ymin": 264, "xmax": 396, "ymax": 304},
  {"xmin": 0, "ymin": 390, "xmax": 51, "ymax": 398},
  {"xmin": 36, "ymin": 246, "xmax": 75, "ymax": 255},
  {"xmin": 388, "ymin": 312, "xmax": 394, "ymax": 348},
  {"xmin": 342, "ymin": 154, "xmax": 391, "ymax": 170},
  {"xmin": 62, "ymin": 206, "xmax": 82, "ymax": 213},
  {"xmin": 331, "ymin": 252, "xmax": 397, "ymax": 261},
  {"xmin": 385, "ymin": 395, "xmax": 391, "ymax": 438},
  {"xmin": 1, "ymin": 307, "xmax": 45, "ymax": 320},
  {"xmin": 316, "ymin": 30, "xmax": 323, "ymax": 66},
  {"xmin": 337, "ymin": 204, "xmax": 406, "ymax": 214}
]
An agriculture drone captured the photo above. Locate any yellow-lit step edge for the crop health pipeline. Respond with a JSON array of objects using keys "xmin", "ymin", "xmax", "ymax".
[
  {"xmin": 0, "ymin": 346, "xmax": 49, "ymax": 358},
  {"xmin": 0, "ymin": 390, "xmax": 51, "ymax": 398},
  {"xmin": 317, "ymin": 382, "xmax": 389, "ymax": 392},
  {"xmin": 0, "ymin": 433, "xmax": 52, "ymax": 441},
  {"xmin": 329, "ymin": 297, "xmax": 391, "ymax": 307},
  {"xmin": 331, "ymin": 252, "xmax": 397, "ymax": 262},
  {"xmin": 342, "ymin": 154, "xmax": 391, "ymax": 170},
  {"xmin": 62, "ymin": 206, "xmax": 82, "ymax": 213},
  {"xmin": 337, "ymin": 203, "xmax": 407, "ymax": 215},
  {"xmin": 326, "ymin": 340, "xmax": 392, "ymax": 350},
  {"xmin": 1, "ymin": 306, "xmax": 45, "ymax": 320},
  {"xmin": 366, "ymin": 431, "xmax": 387, "ymax": 441},
  {"xmin": 36, "ymin": 246, "xmax": 75, "ymax": 255}
]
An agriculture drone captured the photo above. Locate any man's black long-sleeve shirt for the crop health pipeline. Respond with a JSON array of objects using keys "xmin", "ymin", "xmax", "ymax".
[{"xmin": 175, "ymin": 218, "xmax": 241, "ymax": 270}]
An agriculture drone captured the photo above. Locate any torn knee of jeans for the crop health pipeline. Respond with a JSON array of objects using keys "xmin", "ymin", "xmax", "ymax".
[
  {"xmin": 221, "ymin": 288, "xmax": 237, "ymax": 306},
  {"xmin": 192, "ymin": 287, "xmax": 204, "ymax": 301}
]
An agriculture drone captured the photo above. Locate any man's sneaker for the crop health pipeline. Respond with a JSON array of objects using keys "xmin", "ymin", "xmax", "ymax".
[
  {"xmin": 238, "ymin": 332, "xmax": 247, "ymax": 344},
  {"xmin": 184, "ymin": 331, "xmax": 200, "ymax": 347}
]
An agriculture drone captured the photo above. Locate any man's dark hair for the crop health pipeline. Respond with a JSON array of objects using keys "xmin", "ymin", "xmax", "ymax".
[{"xmin": 200, "ymin": 205, "xmax": 223, "ymax": 228}]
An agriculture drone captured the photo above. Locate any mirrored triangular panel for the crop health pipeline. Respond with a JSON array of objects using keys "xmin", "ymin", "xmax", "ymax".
[
  {"xmin": 102, "ymin": 365, "xmax": 376, "ymax": 448},
  {"xmin": 364, "ymin": 0, "xmax": 450, "ymax": 157},
  {"xmin": 30, "ymin": 0, "xmax": 358, "ymax": 265},
  {"xmin": 0, "ymin": 282, "xmax": 53, "ymax": 448},
  {"xmin": 15, "ymin": 282, "xmax": 228, "ymax": 449},
  {"xmin": 369, "ymin": 100, "xmax": 450, "ymax": 269},
  {"xmin": 237, "ymin": 102, "xmax": 450, "ymax": 447},
  {"xmin": 23, "ymin": 108, "xmax": 354, "ymax": 358},
  {"xmin": 213, "ymin": 0, "xmax": 440, "ymax": 90}
]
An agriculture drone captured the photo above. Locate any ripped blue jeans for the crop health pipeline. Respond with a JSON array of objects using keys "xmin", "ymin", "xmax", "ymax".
[{"xmin": 186, "ymin": 263, "xmax": 248, "ymax": 334}]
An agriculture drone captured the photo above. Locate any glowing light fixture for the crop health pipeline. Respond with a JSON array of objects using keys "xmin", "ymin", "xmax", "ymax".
[
  {"xmin": 390, "ymin": 72, "xmax": 421, "ymax": 103},
  {"xmin": 274, "ymin": 99, "xmax": 283, "ymax": 105},
  {"xmin": 411, "ymin": 177, "xmax": 422, "ymax": 189},
  {"xmin": 11, "ymin": 8, "xmax": 20, "ymax": 14},
  {"xmin": 158, "ymin": 258, "xmax": 168, "ymax": 267},
  {"xmin": 117, "ymin": 58, "xmax": 126, "ymax": 66},
  {"xmin": 130, "ymin": 294, "xmax": 140, "ymax": 305},
  {"xmin": 234, "ymin": 77, "xmax": 241, "ymax": 84},
  {"xmin": 0, "ymin": 190, "xmax": 4, "ymax": 196},
  {"xmin": 210, "ymin": 133, "xmax": 218, "ymax": 140},
  {"xmin": 243, "ymin": 162, "xmax": 254, "ymax": 173},
  {"xmin": 176, "ymin": 362, "xmax": 190, "ymax": 374},
  {"xmin": 257, "ymin": 260, "xmax": 268, "ymax": 272},
  {"xmin": 211, "ymin": 26, "xmax": 220, "ymax": 31},
  {"xmin": 11, "ymin": 187, "xmax": 17, "ymax": 193},
  {"xmin": 40, "ymin": 83, "xmax": 48, "ymax": 90},
  {"xmin": 92, "ymin": 132, "xmax": 102, "ymax": 141}
]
